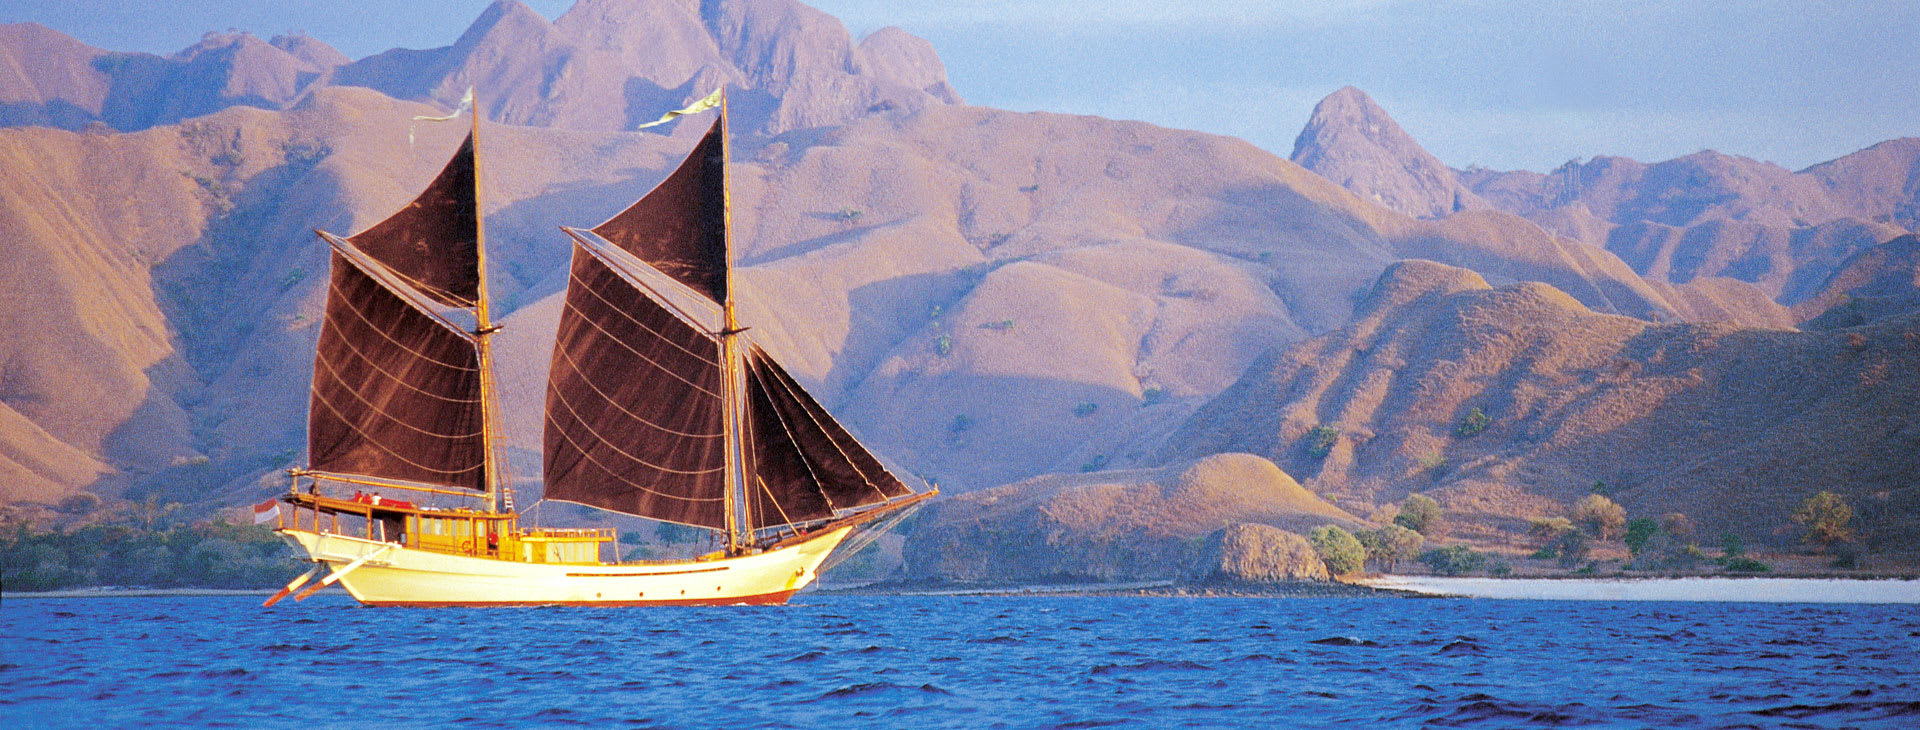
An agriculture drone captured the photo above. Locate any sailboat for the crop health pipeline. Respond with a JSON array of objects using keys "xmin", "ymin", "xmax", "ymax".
[{"xmin": 265, "ymin": 93, "xmax": 933, "ymax": 607}]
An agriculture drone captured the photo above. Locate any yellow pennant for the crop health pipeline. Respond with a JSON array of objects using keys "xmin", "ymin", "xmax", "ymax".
[{"xmin": 635, "ymin": 88, "xmax": 724, "ymax": 129}]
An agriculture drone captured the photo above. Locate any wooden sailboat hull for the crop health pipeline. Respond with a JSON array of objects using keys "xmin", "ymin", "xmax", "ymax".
[{"xmin": 277, "ymin": 526, "xmax": 854, "ymax": 607}]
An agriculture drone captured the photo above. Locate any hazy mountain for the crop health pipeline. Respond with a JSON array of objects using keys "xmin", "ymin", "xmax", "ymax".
[
  {"xmin": 1289, "ymin": 86, "xmax": 1486, "ymax": 220},
  {"xmin": 1460, "ymin": 145, "xmax": 1919, "ymax": 311},
  {"xmin": 1283, "ymin": 86, "xmax": 1917, "ymax": 317},
  {"xmin": 333, "ymin": 0, "xmax": 960, "ymax": 135},
  {"xmin": 0, "ymin": 23, "xmax": 343, "ymax": 132},
  {"xmin": 1157, "ymin": 260, "xmax": 1920, "ymax": 552}
]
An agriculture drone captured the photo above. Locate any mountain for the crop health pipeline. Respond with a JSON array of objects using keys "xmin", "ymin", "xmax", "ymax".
[
  {"xmin": 1157, "ymin": 260, "xmax": 1920, "ymax": 552},
  {"xmin": 333, "ymin": 0, "xmax": 961, "ymax": 135},
  {"xmin": 1460, "ymin": 146, "xmax": 1918, "ymax": 311},
  {"xmin": 1795, "ymin": 234, "xmax": 1920, "ymax": 328},
  {"xmin": 1289, "ymin": 86, "xmax": 1486, "ymax": 220},
  {"xmin": 0, "ymin": 23, "xmax": 344, "ymax": 131},
  {"xmin": 1284, "ymin": 87, "xmax": 1917, "ymax": 317}
]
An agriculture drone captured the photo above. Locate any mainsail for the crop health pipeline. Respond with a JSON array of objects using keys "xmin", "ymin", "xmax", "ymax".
[
  {"xmin": 542, "ymin": 248, "xmax": 730, "ymax": 528},
  {"xmin": 306, "ymin": 132, "xmax": 490, "ymax": 493},
  {"xmin": 544, "ymin": 111, "xmax": 915, "ymax": 540},
  {"xmin": 590, "ymin": 118, "xmax": 729, "ymax": 305}
]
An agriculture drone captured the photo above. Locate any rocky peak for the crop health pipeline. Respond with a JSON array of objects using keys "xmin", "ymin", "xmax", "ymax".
[
  {"xmin": 858, "ymin": 26, "xmax": 962, "ymax": 104},
  {"xmin": 1290, "ymin": 86, "xmax": 1486, "ymax": 219}
]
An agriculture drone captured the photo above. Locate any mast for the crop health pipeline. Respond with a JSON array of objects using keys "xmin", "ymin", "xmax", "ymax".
[
  {"xmin": 470, "ymin": 97, "xmax": 507, "ymax": 515},
  {"xmin": 717, "ymin": 90, "xmax": 752, "ymax": 553}
]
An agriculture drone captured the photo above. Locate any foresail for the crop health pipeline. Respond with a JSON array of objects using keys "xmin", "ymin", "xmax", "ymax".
[
  {"xmin": 542, "ymin": 246, "xmax": 730, "ymax": 528},
  {"xmin": 309, "ymin": 252, "xmax": 487, "ymax": 491},
  {"xmin": 743, "ymin": 344, "xmax": 913, "ymax": 531},
  {"xmin": 590, "ymin": 118, "xmax": 729, "ymax": 305},
  {"xmin": 347, "ymin": 133, "xmax": 481, "ymax": 308}
]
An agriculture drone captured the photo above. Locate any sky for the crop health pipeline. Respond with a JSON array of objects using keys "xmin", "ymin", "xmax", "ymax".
[{"xmin": 4, "ymin": 0, "xmax": 1915, "ymax": 172}]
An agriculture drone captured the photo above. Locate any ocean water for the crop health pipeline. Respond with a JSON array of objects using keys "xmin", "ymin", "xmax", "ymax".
[{"xmin": 4, "ymin": 594, "xmax": 1918, "ymax": 728}]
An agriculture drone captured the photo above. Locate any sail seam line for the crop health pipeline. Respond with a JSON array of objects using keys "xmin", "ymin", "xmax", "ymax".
[
  {"xmin": 571, "ymin": 265, "xmax": 719, "ymax": 364},
  {"xmin": 313, "ymin": 359, "xmax": 486, "ymax": 440},
  {"xmin": 755, "ymin": 345, "xmax": 899, "ymax": 502},
  {"xmin": 316, "ymin": 328, "xmax": 483, "ymax": 405},
  {"xmin": 322, "ymin": 233, "xmax": 478, "ymax": 340},
  {"xmin": 543, "ymin": 413, "xmax": 726, "ymax": 502},
  {"xmin": 546, "ymin": 385, "xmax": 729, "ymax": 477},
  {"xmin": 748, "ymin": 358, "xmax": 839, "ymax": 517},
  {"xmin": 551, "ymin": 346, "xmax": 725, "ymax": 439},
  {"xmin": 559, "ymin": 299, "xmax": 722, "ymax": 398},
  {"xmin": 308, "ymin": 389, "xmax": 485, "ymax": 477},
  {"xmin": 325, "ymin": 286, "xmax": 479, "ymax": 372}
]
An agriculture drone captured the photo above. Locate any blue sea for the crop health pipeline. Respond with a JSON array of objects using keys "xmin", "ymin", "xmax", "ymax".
[{"xmin": 4, "ymin": 593, "xmax": 1918, "ymax": 728}]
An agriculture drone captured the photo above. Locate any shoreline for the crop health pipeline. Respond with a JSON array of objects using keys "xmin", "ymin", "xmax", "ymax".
[
  {"xmin": 13, "ymin": 575, "xmax": 1920, "ymax": 603},
  {"xmin": 1356, "ymin": 575, "xmax": 1920, "ymax": 603}
]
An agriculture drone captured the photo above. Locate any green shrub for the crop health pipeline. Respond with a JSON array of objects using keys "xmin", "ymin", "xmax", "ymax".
[
  {"xmin": 1356, "ymin": 524, "xmax": 1423, "ymax": 572},
  {"xmin": 1719, "ymin": 556, "xmax": 1772, "ymax": 573},
  {"xmin": 1308, "ymin": 525, "xmax": 1366, "ymax": 576},
  {"xmin": 1305, "ymin": 426, "xmax": 1340, "ymax": 459},
  {"xmin": 1072, "ymin": 402, "xmax": 1099, "ymax": 418},
  {"xmin": 934, "ymin": 334, "xmax": 953, "ymax": 356},
  {"xmin": 1624, "ymin": 517, "xmax": 1659, "ymax": 557},
  {"xmin": 1394, "ymin": 494, "xmax": 1444, "ymax": 536},
  {"xmin": 1572, "ymin": 494, "xmax": 1625, "ymax": 540},
  {"xmin": 1454, "ymin": 407, "xmax": 1491, "ymax": 438},
  {"xmin": 1719, "ymin": 531, "xmax": 1746, "ymax": 558},
  {"xmin": 1791, "ymin": 491, "xmax": 1853, "ymax": 546},
  {"xmin": 1418, "ymin": 545, "xmax": 1488, "ymax": 576},
  {"xmin": 1142, "ymin": 386, "xmax": 1168, "ymax": 405}
]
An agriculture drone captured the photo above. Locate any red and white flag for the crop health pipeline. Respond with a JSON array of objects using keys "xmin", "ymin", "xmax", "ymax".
[{"xmin": 252, "ymin": 499, "xmax": 281, "ymax": 525}]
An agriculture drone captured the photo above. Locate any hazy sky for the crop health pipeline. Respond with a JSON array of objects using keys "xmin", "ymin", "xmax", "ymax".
[{"xmin": 5, "ymin": 0, "xmax": 1915, "ymax": 171}]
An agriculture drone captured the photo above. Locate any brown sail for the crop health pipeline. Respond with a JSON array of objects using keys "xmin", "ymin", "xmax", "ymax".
[
  {"xmin": 308, "ymin": 252, "xmax": 487, "ymax": 490},
  {"xmin": 542, "ymin": 246, "xmax": 730, "ymax": 528},
  {"xmin": 347, "ymin": 133, "xmax": 481, "ymax": 308},
  {"xmin": 743, "ymin": 344, "xmax": 913, "ymax": 531},
  {"xmin": 590, "ymin": 118, "xmax": 729, "ymax": 305}
]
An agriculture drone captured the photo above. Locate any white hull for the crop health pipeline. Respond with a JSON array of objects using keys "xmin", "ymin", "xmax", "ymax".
[{"xmin": 279, "ymin": 526, "xmax": 853, "ymax": 606}]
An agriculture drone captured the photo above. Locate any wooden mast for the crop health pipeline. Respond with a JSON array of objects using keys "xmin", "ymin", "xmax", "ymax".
[
  {"xmin": 470, "ymin": 94, "xmax": 508, "ymax": 516},
  {"xmin": 717, "ymin": 89, "xmax": 752, "ymax": 554}
]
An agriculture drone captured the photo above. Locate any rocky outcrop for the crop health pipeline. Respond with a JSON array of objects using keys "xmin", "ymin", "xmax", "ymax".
[
  {"xmin": 901, "ymin": 454, "xmax": 1362, "ymax": 583},
  {"xmin": 1159, "ymin": 259, "xmax": 1920, "ymax": 550},
  {"xmin": 1187, "ymin": 523, "xmax": 1329, "ymax": 583},
  {"xmin": 1291, "ymin": 86, "xmax": 1487, "ymax": 220}
]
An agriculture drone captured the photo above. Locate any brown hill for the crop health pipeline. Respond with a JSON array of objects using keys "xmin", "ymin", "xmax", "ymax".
[
  {"xmin": 901, "ymin": 452, "xmax": 1362, "ymax": 583},
  {"xmin": 0, "ymin": 81, "xmax": 1840, "ymax": 509},
  {"xmin": 1796, "ymin": 234, "xmax": 1920, "ymax": 328},
  {"xmin": 1159, "ymin": 260, "xmax": 1920, "ymax": 553},
  {"xmin": 1290, "ymin": 87, "xmax": 1487, "ymax": 220}
]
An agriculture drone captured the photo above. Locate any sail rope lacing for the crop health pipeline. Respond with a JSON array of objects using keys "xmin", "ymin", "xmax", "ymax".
[
  {"xmin": 324, "ymin": 285, "xmax": 479, "ymax": 371},
  {"xmin": 752, "ymin": 346, "xmax": 901, "ymax": 503},
  {"xmin": 550, "ymin": 346, "xmax": 725, "ymax": 439},
  {"xmin": 572, "ymin": 270, "xmax": 719, "ymax": 365},
  {"xmin": 314, "ymin": 320, "xmax": 483, "ymax": 404},
  {"xmin": 542, "ymin": 410, "xmax": 726, "ymax": 501},
  {"xmin": 745, "ymin": 362, "xmax": 840, "ymax": 520},
  {"xmin": 307, "ymin": 390, "xmax": 486, "ymax": 477},
  {"xmin": 311, "ymin": 357, "xmax": 484, "ymax": 441},
  {"xmin": 544, "ymin": 385, "xmax": 729, "ymax": 478},
  {"xmin": 558, "ymin": 298, "xmax": 723, "ymax": 398}
]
